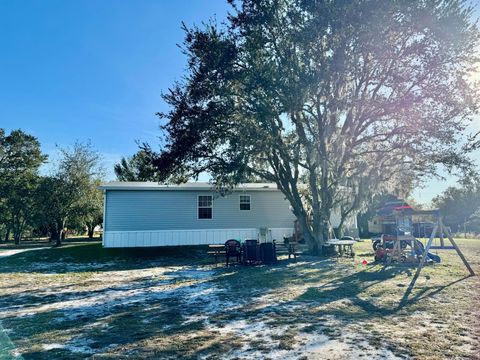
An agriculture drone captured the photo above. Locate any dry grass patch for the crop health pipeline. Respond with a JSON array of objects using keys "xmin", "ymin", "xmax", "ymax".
[{"xmin": 0, "ymin": 239, "xmax": 478, "ymax": 359}]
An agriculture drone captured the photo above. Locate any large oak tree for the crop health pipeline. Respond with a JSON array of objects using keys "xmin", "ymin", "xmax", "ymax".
[{"xmin": 145, "ymin": 0, "xmax": 480, "ymax": 253}]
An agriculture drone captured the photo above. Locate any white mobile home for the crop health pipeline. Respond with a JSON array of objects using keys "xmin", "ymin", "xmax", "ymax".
[{"xmin": 100, "ymin": 182, "xmax": 296, "ymax": 248}]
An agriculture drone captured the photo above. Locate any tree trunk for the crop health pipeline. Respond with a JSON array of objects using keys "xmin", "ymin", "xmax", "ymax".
[
  {"xmin": 14, "ymin": 232, "xmax": 21, "ymax": 245},
  {"xmin": 4, "ymin": 227, "xmax": 10, "ymax": 242},
  {"xmin": 297, "ymin": 210, "xmax": 334, "ymax": 256},
  {"xmin": 87, "ymin": 224, "xmax": 95, "ymax": 239},
  {"xmin": 12, "ymin": 217, "xmax": 23, "ymax": 245},
  {"xmin": 50, "ymin": 221, "xmax": 64, "ymax": 247},
  {"xmin": 296, "ymin": 213, "xmax": 320, "ymax": 255},
  {"xmin": 56, "ymin": 231, "xmax": 63, "ymax": 247},
  {"xmin": 50, "ymin": 228, "xmax": 60, "ymax": 242},
  {"xmin": 305, "ymin": 230, "xmax": 320, "ymax": 254},
  {"xmin": 306, "ymin": 217, "xmax": 326, "ymax": 255},
  {"xmin": 311, "ymin": 221, "xmax": 334, "ymax": 256},
  {"xmin": 337, "ymin": 216, "xmax": 347, "ymax": 239},
  {"xmin": 310, "ymin": 214, "xmax": 324, "ymax": 256}
]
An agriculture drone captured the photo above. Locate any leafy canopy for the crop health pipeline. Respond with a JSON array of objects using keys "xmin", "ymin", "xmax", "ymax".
[
  {"xmin": 36, "ymin": 141, "xmax": 104, "ymax": 244},
  {"xmin": 145, "ymin": 0, "xmax": 480, "ymax": 249},
  {"xmin": 114, "ymin": 150, "xmax": 162, "ymax": 182}
]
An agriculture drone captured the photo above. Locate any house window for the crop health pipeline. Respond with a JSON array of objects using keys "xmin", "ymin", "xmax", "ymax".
[
  {"xmin": 240, "ymin": 195, "xmax": 251, "ymax": 211},
  {"xmin": 198, "ymin": 195, "xmax": 213, "ymax": 219}
]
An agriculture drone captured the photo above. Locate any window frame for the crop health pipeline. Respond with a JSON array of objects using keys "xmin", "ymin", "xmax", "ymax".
[
  {"xmin": 239, "ymin": 194, "xmax": 251, "ymax": 211},
  {"xmin": 197, "ymin": 195, "xmax": 213, "ymax": 220}
]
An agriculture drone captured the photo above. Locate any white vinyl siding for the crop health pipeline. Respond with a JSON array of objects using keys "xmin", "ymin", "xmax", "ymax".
[
  {"xmin": 103, "ymin": 227, "xmax": 294, "ymax": 247},
  {"xmin": 104, "ymin": 190, "xmax": 295, "ymax": 231}
]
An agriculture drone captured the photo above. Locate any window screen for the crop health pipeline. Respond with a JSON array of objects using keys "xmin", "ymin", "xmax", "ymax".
[
  {"xmin": 198, "ymin": 195, "xmax": 213, "ymax": 219},
  {"xmin": 240, "ymin": 195, "xmax": 251, "ymax": 211}
]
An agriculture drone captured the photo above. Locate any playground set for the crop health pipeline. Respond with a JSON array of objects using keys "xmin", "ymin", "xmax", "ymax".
[{"xmin": 369, "ymin": 201, "xmax": 475, "ymax": 284}]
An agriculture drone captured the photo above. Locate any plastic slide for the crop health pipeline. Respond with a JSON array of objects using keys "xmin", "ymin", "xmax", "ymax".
[
  {"xmin": 414, "ymin": 239, "xmax": 441, "ymax": 263},
  {"xmin": 426, "ymin": 252, "xmax": 441, "ymax": 263}
]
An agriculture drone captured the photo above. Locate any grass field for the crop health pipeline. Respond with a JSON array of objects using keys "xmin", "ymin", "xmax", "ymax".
[{"xmin": 0, "ymin": 238, "xmax": 479, "ymax": 359}]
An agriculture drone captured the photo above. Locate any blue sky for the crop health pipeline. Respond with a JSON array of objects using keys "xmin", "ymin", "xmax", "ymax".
[
  {"xmin": 0, "ymin": 1, "xmax": 478, "ymax": 204},
  {"xmin": 0, "ymin": 0, "xmax": 231, "ymax": 173}
]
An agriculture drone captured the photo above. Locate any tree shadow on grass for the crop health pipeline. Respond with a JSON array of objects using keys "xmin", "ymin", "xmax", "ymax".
[
  {"xmin": 213, "ymin": 260, "xmax": 472, "ymax": 328},
  {"xmin": 2, "ymin": 255, "xmax": 474, "ymax": 359},
  {"xmin": 0, "ymin": 243, "xmax": 212, "ymax": 274},
  {"xmin": 6, "ymin": 278, "xmax": 233, "ymax": 359},
  {"xmin": 290, "ymin": 268, "xmax": 474, "ymax": 342},
  {"xmin": 396, "ymin": 275, "xmax": 472, "ymax": 311},
  {"xmin": 0, "ymin": 258, "xmax": 339, "ymax": 358}
]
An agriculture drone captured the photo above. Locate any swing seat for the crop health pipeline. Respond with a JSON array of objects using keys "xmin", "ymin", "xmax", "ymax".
[{"xmin": 429, "ymin": 246, "xmax": 455, "ymax": 250}]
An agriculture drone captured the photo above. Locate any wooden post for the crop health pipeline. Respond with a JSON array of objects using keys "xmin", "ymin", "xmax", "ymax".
[
  {"xmin": 407, "ymin": 222, "xmax": 438, "ymax": 292},
  {"xmin": 401, "ymin": 212, "xmax": 475, "ymax": 306},
  {"xmin": 441, "ymin": 219, "xmax": 475, "ymax": 276},
  {"xmin": 439, "ymin": 218, "xmax": 445, "ymax": 248}
]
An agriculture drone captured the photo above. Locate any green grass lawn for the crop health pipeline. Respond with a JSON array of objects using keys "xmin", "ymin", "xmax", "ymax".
[{"xmin": 0, "ymin": 239, "xmax": 478, "ymax": 359}]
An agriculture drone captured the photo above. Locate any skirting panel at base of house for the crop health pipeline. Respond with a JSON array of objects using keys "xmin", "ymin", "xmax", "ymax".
[{"xmin": 103, "ymin": 228, "xmax": 294, "ymax": 248}]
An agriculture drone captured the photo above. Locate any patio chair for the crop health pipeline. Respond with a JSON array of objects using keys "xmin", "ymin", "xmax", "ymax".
[
  {"xmin": 224, "ymin": 239, "xmax": 241, "ymax": 266},
  {"xmin": 243, "ymin": 239, "xmax": 259, "ymax": 264}
]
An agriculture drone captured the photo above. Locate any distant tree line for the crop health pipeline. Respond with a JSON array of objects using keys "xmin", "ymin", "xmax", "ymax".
[
  {"xmin": 433, "ymin": 181, "xmax": 480, "ymax": 237},
  {"xmin": 0, "ymin": 128, "xmax": 104, "ymax": 246}
]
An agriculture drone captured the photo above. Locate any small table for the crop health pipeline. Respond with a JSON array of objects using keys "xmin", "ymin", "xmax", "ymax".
[
  {"xmin": 326, "ymin": 239, "xmax": 356, "ymax": 257},
  {"xmin": 208, "ymin": 244, "xmax": 225, "ymax": 264}
]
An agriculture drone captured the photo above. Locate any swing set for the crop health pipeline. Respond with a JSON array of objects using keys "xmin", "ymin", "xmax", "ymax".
[
  {"xmin": 370, "ymin": 204, "xmax": 475, "ymax": 291},
  {"xmin": 407, "ymin": 209, "xmax": 475, "ymax": 291}
]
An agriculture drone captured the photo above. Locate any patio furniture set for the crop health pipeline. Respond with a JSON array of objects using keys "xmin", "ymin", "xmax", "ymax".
[
  {"xmin": 208, "ymin": 239, "xmax": 278, "ymax": 266},
  {"xmin": 208, "ymin": 237, "xmax": 356, "ymax": 266}
]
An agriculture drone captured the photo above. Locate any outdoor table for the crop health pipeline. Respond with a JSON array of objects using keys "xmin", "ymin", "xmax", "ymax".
[
  {"xmin": 325, "ymin": 239, "xmax": 356, "ymax": 257},
  {"xmin": 208, "ymin": 244, "xmax": 225, "ymax": 264}
]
